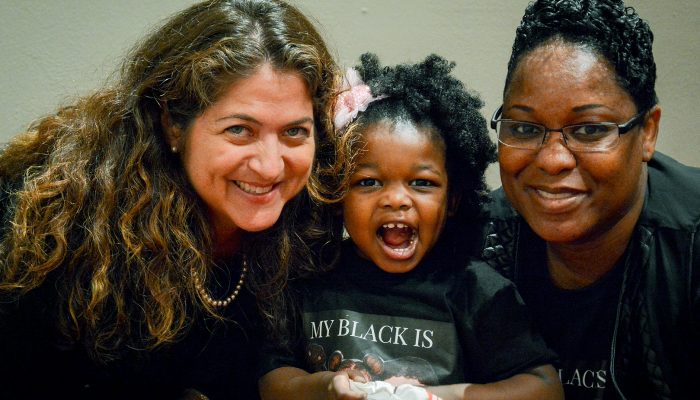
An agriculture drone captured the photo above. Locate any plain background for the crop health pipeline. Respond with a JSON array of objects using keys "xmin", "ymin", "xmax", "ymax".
[{"xmin": 1, "ymin": 0, "xmax": 698, "ymax": 189}]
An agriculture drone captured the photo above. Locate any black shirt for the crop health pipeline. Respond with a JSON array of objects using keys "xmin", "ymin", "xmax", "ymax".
[
  {"xmin": 262, "ymin": 240, "xmax": 556, "ymax": 386},
  {"xmin": 0, "ymin": 257, "xmax": 262, "ymax": 400},
  {"xmin": 516, "ymin": 238, "xmax": 625, "ymax": 400}
]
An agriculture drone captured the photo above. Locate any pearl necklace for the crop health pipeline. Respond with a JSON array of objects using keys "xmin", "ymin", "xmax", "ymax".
[{"xmin": 194, "ymin": 258, "xmax": 248, "ymax": 308}]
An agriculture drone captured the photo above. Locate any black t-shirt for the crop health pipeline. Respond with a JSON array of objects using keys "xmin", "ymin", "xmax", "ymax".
[
  {"xmin": 263, "ymin": 240, "xmax": 556, "ymax": 386},
  {"xmin": 516, "ymin": 239, "xmax": 625, "ymax": 400}
]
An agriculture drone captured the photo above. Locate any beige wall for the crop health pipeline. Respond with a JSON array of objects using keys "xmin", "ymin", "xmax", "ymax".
[{"xmin": 2, "ymin": 0, "xmax": 698, "ymax": 189}]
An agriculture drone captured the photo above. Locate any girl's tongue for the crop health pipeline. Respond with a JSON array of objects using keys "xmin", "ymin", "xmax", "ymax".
[{"xmin": 381, "ymin": 225, "xmax": 414, "ymax": 248}]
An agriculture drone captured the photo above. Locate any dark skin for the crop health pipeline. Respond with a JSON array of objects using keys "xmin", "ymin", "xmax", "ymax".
[{"xmin": 498, "ymin": 41, "xmax": 661, "ymax": 289}]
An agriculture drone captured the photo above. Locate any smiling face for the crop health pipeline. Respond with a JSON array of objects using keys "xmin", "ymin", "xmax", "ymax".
[
  {"xmin": 342, "ymin": 120, "xmax": 449, "ymax": 273},
  {"xmin": 166, "ymin": 64, "xmax": 315, "ymax": 249},
  {"xmin": 499, "ymin": 42, "xmax": 659, "ymax": 245}
]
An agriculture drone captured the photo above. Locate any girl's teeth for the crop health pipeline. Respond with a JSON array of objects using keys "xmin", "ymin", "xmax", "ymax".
[{"xmin": 383, "ymin": 222, "xmax": 407, "ymax": 229}]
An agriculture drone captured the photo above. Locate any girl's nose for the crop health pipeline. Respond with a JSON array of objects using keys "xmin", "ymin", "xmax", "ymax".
[{"xmin": 381, "ymin": 184, "xmax": 412, "ymax": 211}]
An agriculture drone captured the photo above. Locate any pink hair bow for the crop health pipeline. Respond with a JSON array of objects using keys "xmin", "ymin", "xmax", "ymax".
[{"xmin": 333, "ymin": 68, "xmax": 386, "ymax": 130}]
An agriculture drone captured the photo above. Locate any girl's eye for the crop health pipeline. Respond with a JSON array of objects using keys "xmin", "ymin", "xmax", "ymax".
[
  {"xmin": 286, "ymin": 127, "xmax": 310, "ymax": 138},
  {"xmin": 356, "ymin": 178, "xmax": 380, "ymax": 187},
  {"xmin": 410, "ymin": 179, "xmax": 435, "ymax": 187}
]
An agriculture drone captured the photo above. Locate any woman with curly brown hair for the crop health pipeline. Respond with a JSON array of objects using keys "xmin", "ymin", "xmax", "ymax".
[{"xmin": 0, "ymin": 0, "xmax": 338, "ymax": 398}]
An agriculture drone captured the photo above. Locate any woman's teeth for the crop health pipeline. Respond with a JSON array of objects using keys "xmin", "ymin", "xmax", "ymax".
[{"xmin": 236, "ymin": 181, "xmax": 273, "ymax": 194}]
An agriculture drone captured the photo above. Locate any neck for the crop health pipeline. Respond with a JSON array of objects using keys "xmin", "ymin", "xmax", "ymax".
[
  {"xmin": 546, "ymin": 236, "xmax": 627, "ymax": 289},
  {"xmin": 213, "ymin": 228, "xmax": 243, "ymax": 261}
]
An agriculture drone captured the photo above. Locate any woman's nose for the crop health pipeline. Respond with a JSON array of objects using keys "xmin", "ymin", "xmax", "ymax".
[
  {"xmin": 248, "ymin": 136, "xmax": 284, "ymax": 181},
  {"xmin": 533, "ymin": 131, "xmax": 577, "ymax": 175}
]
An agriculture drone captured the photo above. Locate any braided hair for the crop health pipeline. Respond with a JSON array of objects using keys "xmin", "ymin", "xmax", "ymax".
[{"xmin": 505, "ymin": 0, "xmax": 657, "ymax": 112}]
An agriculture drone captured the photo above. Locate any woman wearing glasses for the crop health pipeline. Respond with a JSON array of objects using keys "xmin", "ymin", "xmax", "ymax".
[{"xmin": 482, "ymin": 0, "xmax": 698, "ymax": 399}]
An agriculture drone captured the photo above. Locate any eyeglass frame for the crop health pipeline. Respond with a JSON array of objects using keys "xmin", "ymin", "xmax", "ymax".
[{"xmin": 489, "ymin": 105, "xmax": 648, "ymax": 152}]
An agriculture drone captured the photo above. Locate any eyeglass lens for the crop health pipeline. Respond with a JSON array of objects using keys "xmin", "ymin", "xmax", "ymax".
[{"xmin": 496, "ymin": 121, "xmax": 620, "ymax": 152}]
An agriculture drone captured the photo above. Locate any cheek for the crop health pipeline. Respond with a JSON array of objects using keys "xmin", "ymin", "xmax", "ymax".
[
  {"xmin": 582, "ymin": 157, "xmax": 637, "ymax": 201},
  {"xmin": 429, "ymin": 199, "xmax": 449, "ymax": 243},
  {"xmin": 287, "ymin": 144, "xmax": 315, "ymax": 179},
  {"xmin": 181, "ymin": 146, "xmax": 211, "ymax": 187},
  {"xmin": 428, "ymin": 195, "xmax": 448, "ymax": 223},
  {"xmin": 342, "ymin": 197, "xmax": 370, "ymax": 235},
  {"xmin": 498, "ymin": 148, "xmax": 530, "ymax": 191},
  {"xmin": 498, "ymin": 147, "xmax": 530, "ymax": 175},
  {"xmin": 182, "ymin": 135, "xmax": 232, "ymax": 178},
  {"xmin": 579, "ymin": 147, "xmax": 631, "ymax": 182}
]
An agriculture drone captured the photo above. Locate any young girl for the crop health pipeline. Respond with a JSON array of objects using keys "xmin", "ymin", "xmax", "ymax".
[{"xmin": 259, "ymin": 54, "xmax": 563, "ymax": 400}]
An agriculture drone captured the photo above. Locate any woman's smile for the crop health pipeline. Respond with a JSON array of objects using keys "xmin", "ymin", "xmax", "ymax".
[
  {"xmin": 527, "ymin": 186, "xmax": 588, "ymax": 214},
  {"xmin": 234, "ymin": 180, "xmax": 275, "ymax": 195}
]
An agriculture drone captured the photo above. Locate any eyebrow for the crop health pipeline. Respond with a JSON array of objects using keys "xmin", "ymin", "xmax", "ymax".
[
  {"xmin": 412, "ymin": 164, "xmax": 444, "ymax": 175},
  {"xmin": 571, "ymin": 104, "xmax": 606, "ymax": 113},
  {"xmin": 509, "ymin": 104, "xmax": 606, "ymax": 114},
  {"xmin": 355, "ymin": 162, "xmax": 378, "ymax": 170},
  {"xmin": 509, "ymin": 105, "xmax": 533, "ymax": 113},
  {"xmin": 354, "ymin": 163, "xmax": 444, "ymax": 176},
  {"xmin": 216, "ymin": 114, "xmax": 314, "ymax": 126}
]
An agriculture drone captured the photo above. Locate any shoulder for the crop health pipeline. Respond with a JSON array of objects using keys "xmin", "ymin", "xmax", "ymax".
[
  {"xmin": 447, "ymin": 259, "xmax": 519, "ymax": 304},
  {"xmin": 643, "ymin": 152, "xmax": 700, "ymax": 229},
  {"xmin": 478, "ymin": 189, "xmax": 523, "ymax": 278},
  {"xmin": 484, "ymin": 188, "xmax": 519, "ymax": 221},
  {"xmin": 482, "ymin": 188, "xmax": 522, "ymax": 246},
  {"xmin": 637, "ymin": 153, "xmax": 700, "ymax": 300}
]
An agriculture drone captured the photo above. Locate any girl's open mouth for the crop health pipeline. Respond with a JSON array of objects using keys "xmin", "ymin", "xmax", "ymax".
[{"xmin": 377, "ymin": 222, "xmax": 417, "ymax": 260}]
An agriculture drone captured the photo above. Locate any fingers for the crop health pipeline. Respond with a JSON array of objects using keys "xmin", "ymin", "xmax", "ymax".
[
  {"xmin": 345, "ymin": 369, "xmax": 368, "ymax": 383},
  {"xmin": 328, "ymin": 373, "xmax": 367, "ymax": 400}
]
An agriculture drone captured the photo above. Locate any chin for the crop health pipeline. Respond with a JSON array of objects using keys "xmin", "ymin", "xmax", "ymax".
[
  {"xmin": 534, "ymin": 225, "xmax": 587, "ymax": 244},
  {"xmin": 237, "ymin": 212, "xmax": 284, "ymax": 233},
  {"xmin": 375, "ymin": 259, "xmax": 420, "ymax": 274}
]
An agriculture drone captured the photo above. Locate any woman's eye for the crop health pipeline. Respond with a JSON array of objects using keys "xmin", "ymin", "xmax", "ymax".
[
  {"xmin": 570, "ymin": 124, "xmax": 613, "ymax": 136},
  {"xmin": 286, "ymin": 127, "xmax": 310, "ymax": 138},
  {"xmin": 511, "ymin": 122, "xmax": 543, "ymax": 137},
  {"xmin": 225, "ymin": 125, "xmax": 248, "ymax": 136}
]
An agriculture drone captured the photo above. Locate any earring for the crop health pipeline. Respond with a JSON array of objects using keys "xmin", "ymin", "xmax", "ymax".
[{"xmin": 171, "ymin": 146, "xmax": 177, "ymax": 153}]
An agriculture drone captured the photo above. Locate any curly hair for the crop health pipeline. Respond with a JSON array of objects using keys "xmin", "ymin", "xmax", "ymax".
[
  {"xmin": 0, "ymin": 0, "xmax": 338, "ymax": 362},
  {"xmin": 325, "ymin": 53, "xmax": 496, "ymax": 225},
  {"xmin": 505, "ymin": 0, "xmax": 657, "ymax": 112}
]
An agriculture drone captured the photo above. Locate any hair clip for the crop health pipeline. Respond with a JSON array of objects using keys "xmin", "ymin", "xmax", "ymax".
[{"xmin": 333, "ymin": 68, "xmax": 386, "ymax": 130}]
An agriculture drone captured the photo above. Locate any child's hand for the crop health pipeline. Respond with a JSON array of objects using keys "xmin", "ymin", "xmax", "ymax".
[
  {"xmin": 328, "ymin": 372, "xmax": 368, "ymax": 400},
  {"xmin": 348, "ymin": 381, "xmax": 442, "ymax": 400}
]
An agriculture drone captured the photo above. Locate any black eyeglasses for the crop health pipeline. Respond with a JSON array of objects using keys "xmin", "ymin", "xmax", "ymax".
[{"xmin": 490, "ymin": 105, "xmax": 647, "ymax": 152}]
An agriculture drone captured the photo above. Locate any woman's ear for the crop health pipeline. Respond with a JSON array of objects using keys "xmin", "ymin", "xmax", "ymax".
[
  {"xmin": 640, "ymin": 105, "xmax": 661, "ymax": 162},
  {"xmin": 161, "ymin": 103, "xmax": 182, "ymax": 153}
]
